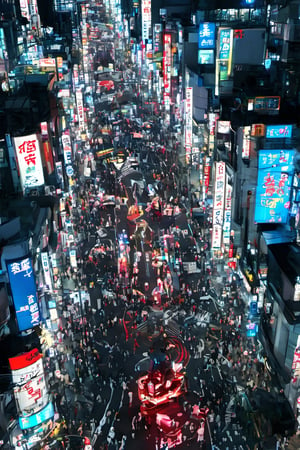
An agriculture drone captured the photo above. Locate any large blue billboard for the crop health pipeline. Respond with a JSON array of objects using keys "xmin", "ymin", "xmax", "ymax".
[
  {"xmin": 7, "ymin": 257, "xmax": 40, "ymax": 332},
  {"xmin": 254, "ymin": 149, "xmax": 294, "ymax": 223},
  {"xmin": 19, "ymin": 402, "xmax": 54, "ymax": 430},
  {"xmin": 198, "ymin": 22, "xmax": 215, "ymax": 49}
]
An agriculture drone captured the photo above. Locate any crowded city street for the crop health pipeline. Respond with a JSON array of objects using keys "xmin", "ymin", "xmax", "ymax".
[
  {"xmin": 37, "ymin": 6, "xmax": 296, "ymax": 449},
  {"xmin": 2, "ymin": 1, "xmax": 300, "ymax": 450}
]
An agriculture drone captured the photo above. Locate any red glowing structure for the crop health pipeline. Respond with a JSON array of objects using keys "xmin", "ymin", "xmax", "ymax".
[
  {"xmin": 137, "ymin": 334, "xmax": 209, "ymax": 448},
  {"xmin": 138, "ymin": 361, "xmax": 188, "ymax": 415}
]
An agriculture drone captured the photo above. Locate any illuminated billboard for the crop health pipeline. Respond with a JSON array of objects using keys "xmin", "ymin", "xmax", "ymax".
[
  {"xmin": 254, "ymin": 149, "xmax": 294, "ymax": 223},
  {"xmin": 219, "ymin": 29, "xmax": 232, "ymax": 60},
  {"xmin": 141, "ymin": 0, "xmax": 151, "ymax": 42},
  {"xmin": 11, "ymin": 356, "xmax": 47, "ymax": 416},
  {"xmin": 41, "ymin": 252, "xmax": 53, "ymax": 291},
  {"xmin": 13, "ymin": 134, "xmax": 45, "ymax": 192},
  {"xmin": 223, "ymin": 177, "xmax": 232, "ymax": 247},
  {"xmin": 266, "ymin": 125, "xmax": 292, "ymax": 139},
  {"xmin": 163, "ymin": 33, "xmax": 172, "ymax": 96},
  {"xmin": 19, "ymin": 402, "xmax": 54, "ymax": 430},
  {"xmin": 198, "ymin": 23, "xmax": 215, "ymax": 49},
  {"xmin": 198, "ymin": 49, "xmax": 214, "ymax": 64},
  {"xmin": 212, "ymin": 161, "xmax": 226, "ymax": 249},
  {"xmin": 7, "ymin": 257, "xmax": 40, "ymax": 331},
  {"xmin": 75, "ymin": 90, "xmax": 85, "ymax": 131},
  {"xmin": 185, "ymin": 87, "xmax": 193, "ymax": 163}
]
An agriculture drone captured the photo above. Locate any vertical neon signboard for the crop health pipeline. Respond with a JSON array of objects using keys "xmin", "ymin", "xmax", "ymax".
[
  {"xmin": 7, "ymin": 257, "xmax": 40, "ymax": 331},
  {"xmin": 254, "ymin": 149, "xmax": 294, "ymax": 223}
]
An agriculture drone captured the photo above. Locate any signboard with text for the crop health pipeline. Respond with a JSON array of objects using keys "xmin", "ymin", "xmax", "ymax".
[
  {"xmin": 185, "ymin": 87, "xmax": 193, "ymax": 150},
  {"xmin": 7, "ymin": 257, "xmax": 40, "ymax": 331},
  {"xmin": 255, "ymin": 149, "xmax": 294, "ymax": 223},
  {"xmin": 212, "ymin": 161, "xmax": 226, "ymax": 249},
  {"xmin": 12, "ymin": 357, "xmax": 47, "ymax": 416},
  {"xmin": 141, "ymin": 0, "xmax": 152, "ymax": 42},
  {"xmin": 19, "ymin": 402, "xmax": 54, "ymax": 430},
  {"xmin": 266, "ymin": 125, "xmax": 292, "ymax": 139},
  {"xmin": 13, "ymin": 134, "xmax": 45, "ymax": 192},
  {"xmin": 198, "ymin": 22, "xmax": 215, "ymax": 49}
]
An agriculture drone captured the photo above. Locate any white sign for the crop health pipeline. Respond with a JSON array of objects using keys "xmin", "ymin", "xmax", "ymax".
[
  {"xmin": 13, "ymin": 134, "xmax": 45, "ymax": 192},
  {"xmin": 141, "ymin": 0, "xmax": 152, "ymax": 42},
  {"xmin": 75, "ymin": 90, "xmax": 85, "ymax": 131},
  {"xmin": 69, "ymin": 249, "xmax": 77, "ymax": 269},
  {"xmin": 61, "ymin": 131, "xmax": 72, "ymax": 166},
  {"xmin": 242, "ymin": 126, "xmax": 251, "ymax": 159},
  {"xmin": 41, "ymin": 252, "xmax": 53, "ymax": 291},
  {"xmin": 12, "ymin": 358, "xmax": 47, "ymax": 416},
  {"xmin": 185, "ymin": 87, "xmax": 193, "ymax": 150},
  {"xmin": 212, "ymin": 161, "xmax": 226, "ymax": 249}
]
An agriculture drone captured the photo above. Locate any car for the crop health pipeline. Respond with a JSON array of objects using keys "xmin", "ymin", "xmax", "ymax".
[{"xmin": 64, "ymin": 435, "xmax": 92, "ymax": 450}]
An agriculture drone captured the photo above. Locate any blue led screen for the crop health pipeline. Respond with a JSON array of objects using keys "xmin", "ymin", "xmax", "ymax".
[{"xmin": 19, "ymin": 402, "xmax": 54, "ymax": 430}]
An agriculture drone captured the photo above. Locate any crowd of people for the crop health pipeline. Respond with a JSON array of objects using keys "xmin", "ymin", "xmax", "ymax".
[{"xmin": 39, "ymin": 32, "xmax": 295, "ymax": 450}]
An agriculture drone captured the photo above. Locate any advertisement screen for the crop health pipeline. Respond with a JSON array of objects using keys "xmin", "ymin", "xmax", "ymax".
[
  {"xmin": 7, "ymin": 257, "xmax": 40, "ymax": 331},
  {"xmin": 19, "ymin": 402, "xmax": 54, "ymax": 430},
  {"xmin": 198, "ymin": 23, "xmax": 215, "ymax": 49},
  {"xmin": 13, "ymin": 134, "xmax": 45, "ymax": 192},
  {"xmin": 255, "ymin": 149, "xmax": 294, "ymax": 223},
  {"xmin": 198, "ymin": 49, "xmax": 214, "ymax": 64}
]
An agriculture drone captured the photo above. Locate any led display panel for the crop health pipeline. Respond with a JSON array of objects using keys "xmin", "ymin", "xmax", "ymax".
[
  {"xmin": 7, "ymin": 257, "xmax": 40, "ymax": 331},
  {"xmin": 254, "ymin": 149, "xmax": 294, "ymax": 223},
  {"xmin": 198, "ymin": 49, "xmax": 214, "ymax": 64},
  {"xmin": 19, "ymin": 402, "xmax": 54, "ymax": 430}
]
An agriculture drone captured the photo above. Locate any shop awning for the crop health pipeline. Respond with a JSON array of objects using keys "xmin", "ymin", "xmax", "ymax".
[{"xmin": 262, "ymin": 225, "xmax": 297, "ymax": 246}]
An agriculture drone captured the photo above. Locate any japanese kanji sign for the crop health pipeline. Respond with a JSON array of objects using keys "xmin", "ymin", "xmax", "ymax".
[
  {"xmin": 13, "ymin": 134, "xmax": 44, "ymax": 192},
  {"xmin": 198, "ymin": 22, "xmax": 215, "ymax": 49},
  {"xmin": 7, "ymin": 257, "xmax": 40, "ymax": 331}
]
